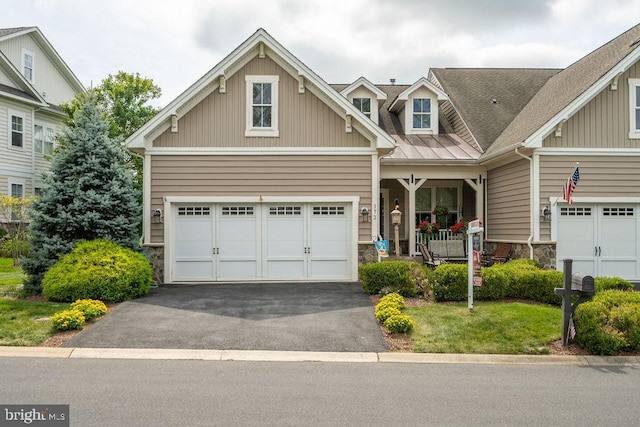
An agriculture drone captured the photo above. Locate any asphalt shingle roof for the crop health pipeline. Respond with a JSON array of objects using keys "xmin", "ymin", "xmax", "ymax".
[
  {"xmin": 487, "ymin": 23, "xmax": 640, "ymax": 156},
  {"xmin": 429, "ymin": 68, "xmax": 559, "ymax": 152}
]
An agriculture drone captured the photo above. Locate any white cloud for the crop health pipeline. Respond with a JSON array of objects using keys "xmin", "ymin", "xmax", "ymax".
[{"xmin": 1, "ymin": 0, "xmax": 639, "ymax": 106}]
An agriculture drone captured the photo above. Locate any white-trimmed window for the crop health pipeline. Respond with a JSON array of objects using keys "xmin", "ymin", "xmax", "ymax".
[
  {"xmin": 22, "ymin": 49, "xmax": 34, "ymax": 83},
  {"xmin": 412, "ymin": 98, "xmax": 431, "ymax": 129},
  {"xmin": 630, "ymin": 78, "xmax": 640, "ymax": 139},
  {"xmin": 9, "ymin": 113, "xmax": 24, "ymax": 148},
  {"xmin": 34, "ymin": 124, "xmax": 55, "ymax": 155},
  {"xmin": 353, "ymin": 97, "xmax": 371, "ymax": 118},
  {"xmin": 245, "ymin": 75, "xmax": 279, "ymax": 137},
  {"xmin": 9, "ymin": 181, "xmax": 25, "ymax": 220}
]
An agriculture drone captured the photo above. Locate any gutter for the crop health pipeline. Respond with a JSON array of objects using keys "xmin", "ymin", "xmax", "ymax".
[{"xmin": 514, "ymin": 147, "xmax": 534, "ymax": 259}]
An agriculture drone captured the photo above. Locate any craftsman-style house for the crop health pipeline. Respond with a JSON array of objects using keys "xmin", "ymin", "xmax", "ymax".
[{"xmin": 127, "ymin": 24, "xmax": 640, "ymax": 283}]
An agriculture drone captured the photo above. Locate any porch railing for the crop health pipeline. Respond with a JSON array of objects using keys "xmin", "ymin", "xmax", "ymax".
[{"xmin": 415, "ymin": 229, "xmax": 464, "ymax": 254}]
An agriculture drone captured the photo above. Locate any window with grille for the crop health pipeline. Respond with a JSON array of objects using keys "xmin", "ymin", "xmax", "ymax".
[
  {"xmin": 221, "ymin": 206, "xmax": 254, "ymax": 216},
  {"xmin": 177, "ymin": 206, "xmax": 211, "ymax": 216},
  {"xmin": 269, "ymin": 206, "xmax": 302, "ymax": 215},
  {"xmin": 560, "ymin": 207, "xmax": 592, "ymax": 216},
  {"xmin": 602, "ymin": 207, "xmax": 634, "ymax": 216},
  {"xmin": 313, "ymin": 206, "xmax": 345, "ymax": 215}
]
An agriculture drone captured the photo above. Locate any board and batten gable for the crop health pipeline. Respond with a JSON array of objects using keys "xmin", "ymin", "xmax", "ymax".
[
  {"xmin": 538, "ymin": 155, "xmax": 640, "ymax": 240},
  {"xmin": 543, "ymin": 62, "xmax": 640, "ymax": 148},
  {"xmin": 153, "ymin": 55, "xmax": 371, "ymax": 149},
  {"xmin": 486, "ymin": 158, "xmax": 531, "ymax": 241}
]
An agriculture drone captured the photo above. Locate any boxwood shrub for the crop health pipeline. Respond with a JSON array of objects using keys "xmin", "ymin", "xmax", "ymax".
[
  {"xmin": 574, "ymin": 290, "xmax": 640, "ymax": 355},
  {"xmin": 359, "ymin": 261, "xmax": 423, "ymax": 297},
  {"xmin": 42, "ymin": 239, "xmax": 152, "ymax": 303},
  {"xmin": 432, "ymin": 263, "xmax": 509, "ymax": 302},
  {"xmin": 594, "ymin": 276, "xmax": 633, "ymax": 292}
]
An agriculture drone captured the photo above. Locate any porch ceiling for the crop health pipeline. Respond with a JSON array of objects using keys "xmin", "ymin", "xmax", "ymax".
[{"xmin": 384, "ymin": 134, "xmax": 482, "ymax": 161}]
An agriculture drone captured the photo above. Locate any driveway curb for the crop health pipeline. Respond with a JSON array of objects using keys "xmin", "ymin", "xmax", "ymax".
[{"xmin": 2, "ymin": 347, "xmax": 640, "ymax": 366}]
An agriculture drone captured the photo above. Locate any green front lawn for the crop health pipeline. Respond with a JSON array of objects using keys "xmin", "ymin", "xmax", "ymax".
[
  {"xmin": 0, "ymin": 258, "xmax": 69, "ymax": 346},
  {"xmin": 406, "ymin": 301, "xmax": 561, "ymax": 354}
]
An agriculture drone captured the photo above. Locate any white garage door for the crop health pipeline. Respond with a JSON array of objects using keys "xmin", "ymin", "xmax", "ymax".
[
  {"xmin": 556, "ymin": 204, "xmax": 640, "ymax": 280},
  {"xmin": 172, "ymin": 203, "xmax": 351, "ymax": 282}
]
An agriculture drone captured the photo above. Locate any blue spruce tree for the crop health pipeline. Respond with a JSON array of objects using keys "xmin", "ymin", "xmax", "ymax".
[{"xmin": 23, "ymin": 95, "xmax": 140, "ymax": 293}]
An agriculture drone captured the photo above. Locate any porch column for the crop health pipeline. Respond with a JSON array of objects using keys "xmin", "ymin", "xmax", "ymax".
[
  {"xmin": 397, "ymin": 176, "xmax": 427, "ymax": 256},
  {"xmin": 465, "ymin": 175, "xmax": 485, "ymax": 249}
]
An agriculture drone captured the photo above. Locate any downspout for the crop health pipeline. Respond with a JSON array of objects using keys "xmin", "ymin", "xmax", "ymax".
[{"xmin": 514, "ymin": 147, "xmax": 534, "ymax": 259}]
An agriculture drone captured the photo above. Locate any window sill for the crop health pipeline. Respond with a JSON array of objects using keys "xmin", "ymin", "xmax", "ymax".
[
  {"xmin": 629, "ymin": 132, "xmax": 640, "ymax": 140},
  {"xmin": 245, "ymin": 129, "xmax": 280, "ymax": 138}
]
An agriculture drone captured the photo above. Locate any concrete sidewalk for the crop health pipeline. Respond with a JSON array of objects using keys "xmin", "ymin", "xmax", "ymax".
[{"xmin": 1, "ymin": 346, "xmax": 640, "ymax": 366}]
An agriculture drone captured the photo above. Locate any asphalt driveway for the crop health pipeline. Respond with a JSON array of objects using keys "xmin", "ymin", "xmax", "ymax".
[{"xmin": 63, "ymin": 282, "xmax": 387, "ymax": 352}]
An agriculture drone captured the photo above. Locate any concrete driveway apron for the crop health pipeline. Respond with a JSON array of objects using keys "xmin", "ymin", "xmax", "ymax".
[{"xmin": 63, "ymin": 282, "xmax": 387, "ymax": 352}]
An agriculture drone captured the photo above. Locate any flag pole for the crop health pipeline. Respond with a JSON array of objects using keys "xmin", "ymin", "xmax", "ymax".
[{"xmin": 552, "ymin": 162, "xmax": 579, "ymax": 206}]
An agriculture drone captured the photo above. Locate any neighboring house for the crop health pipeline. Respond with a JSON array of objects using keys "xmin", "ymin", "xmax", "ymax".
[
  {"xmin": 128, "ymin": 24, "xmax": 640, "ymax": 283},
  {"xmin": 0, "ymin": 27, "xmax": 85, "ymax": 202}
]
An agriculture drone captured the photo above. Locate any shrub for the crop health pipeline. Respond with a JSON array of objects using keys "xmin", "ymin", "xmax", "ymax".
[
  {"xmin": 42, "ymin": 239, "xmax": 152, "ymax": 303},
  {"xmin": 595, "ymin": 276, "xmax": 633, "ymax": 292},
  {"xmin": 384, "ymin": 314, "xmax": 415, "ymax": 333},
  {"xmin": 379, "ymin": 293, "xmax": 406, "ymax": 310},
  {"xmin": 70, "ymin": 299, "xmax": 108, "ymax": 322},
  {"xmin": 574, "ymin": 290, "xmax": 640, "ymax": 355},
  {"xmin": 498, "ymin": 263, "xmax": 562, "ymax": 305},
  {"xmin": 375, "ymin": 306, "xmax": 402, "ymax": 323},
  {"xmin": 476, "ymin": 266, "xmax": 509, "ymax": 300},
  {"xmin": 432, "ymin": 263, "xmax": 467, "ymax": 302},
  {"xmin": 359, "ymin": 261, "xmax": 421, "ymax": 297},
  {"xmin": 0, "ymin": 237, "xmax": 29, "ymax": 259},
  {"xmin": 51, "ymin": 309, "xmax": 85, "ymax": 331}
]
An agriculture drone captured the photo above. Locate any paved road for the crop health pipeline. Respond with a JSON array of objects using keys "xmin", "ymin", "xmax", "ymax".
[{"xmin": 1, "ymin": 357, "xmax": 639, "ymax": 426}]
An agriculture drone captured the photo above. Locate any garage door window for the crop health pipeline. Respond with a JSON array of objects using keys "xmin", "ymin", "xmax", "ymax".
[
  {"xmin": 178, "ymin": 206, "xmax": 211, "ymax": 216},
  {"xmin": 222, "ymin": 206, "xmax": 254, "ymax": 216},
  {"xmin": 560, "ymin": 207, "xmax": 591, "ymax": 216},
  {"xmin": 313, "ymin": 206, "xmax": 345, "ymax": 215},
  {"xmin": 270, "ymin": 206, "xmax": 301, "ymax": 215},
  {"xmin": 602, "ymin": 207, "xmax": 634, "ymax": 216}
]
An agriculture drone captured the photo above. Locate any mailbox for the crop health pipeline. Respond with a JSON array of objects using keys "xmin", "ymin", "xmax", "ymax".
[{"xmin": 570, "ymin": 273, "xmax": 595, "ymax": 296}]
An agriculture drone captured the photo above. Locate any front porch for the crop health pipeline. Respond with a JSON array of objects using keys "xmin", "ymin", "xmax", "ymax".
[{"xmin": 379, "ymin": 165, "xmax": 486, "ymax": 256}]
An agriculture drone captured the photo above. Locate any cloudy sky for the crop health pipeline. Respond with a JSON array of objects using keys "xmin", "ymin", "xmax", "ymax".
[{"xmin": 2, "ymin": 0, "xmax": 640, "ymax": 106}]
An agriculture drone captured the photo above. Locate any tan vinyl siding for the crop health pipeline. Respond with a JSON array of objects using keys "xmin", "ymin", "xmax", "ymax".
[
  {"xmin": 543, "ymin": 62, "xmax": 640, "ymax": 148},
  {"xmin": 538, "ymin": 155, "xmax": 640, "ymax": 240},
  {"xmin": 150, "ymin": 154, "xmax": 372, "ymax": 242},
  {"xmin": 440, "ymin": 99, "xmax": 475, "ymax": 147},
  {"xmin": 486, "ymin": 159, "xmax": 530, "ymax": 241},
  {"xmin": 154, "ymin": 56, "xmax": 370, "ymax": 149}
]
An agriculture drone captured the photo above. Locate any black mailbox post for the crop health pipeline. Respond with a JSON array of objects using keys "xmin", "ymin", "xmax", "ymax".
[{"xmin": 553, "ymin": 259, "xmax": 596, "ymax": 346}]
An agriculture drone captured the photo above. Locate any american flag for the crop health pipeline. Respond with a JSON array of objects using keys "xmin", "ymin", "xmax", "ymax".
[{"xmin": 562, "ymin": 166, "xmax": 580, "ymax": 205}]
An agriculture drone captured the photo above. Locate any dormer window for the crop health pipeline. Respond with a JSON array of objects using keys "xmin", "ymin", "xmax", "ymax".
[
  {"xmin": 353, "ymin": 98, "xmax": 371, "ymax": 118},
  {"xmin": 412, "ymin": 98, "xmax": 431, "ymax": 129},
  {"xmin": 245, "ymin": 75, "xmax": 279, "ymax": 137},
  {"xmin": 22, "ymin": 49, "xmax": 34, "ymax": 83}
]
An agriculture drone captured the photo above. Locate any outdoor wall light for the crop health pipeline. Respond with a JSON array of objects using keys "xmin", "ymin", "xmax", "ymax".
[
  {"xmin": 394, "ymin": 198, "xmax": 400, "ymax": 210},
  {"xmin": 541, "ymin": 205, "xmax": 551, "ymax": 222},
  {"xmin": 153, "ymin": 209, "xmax": 163, "ymax": 223},
  {"xmin": 360, "ymin": 207, "xmax": 370, "ymax": 222}
]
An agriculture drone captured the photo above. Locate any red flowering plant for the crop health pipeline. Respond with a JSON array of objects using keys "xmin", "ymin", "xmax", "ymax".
[
  {"xmin": 418, "ymin": 220, "xmax": 439, "ymax": 236},
  {"xmin": 449, "ymin": 220, "xmax": 468, "ymax": 234}
]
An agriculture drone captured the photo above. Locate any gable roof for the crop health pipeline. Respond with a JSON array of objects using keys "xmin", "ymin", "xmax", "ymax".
[
  {"xmin": 127, "ymin": 28, "xmax": 396, "ymax": 152},
  {"xmin": 429, "ymin": 68, "xmax": 559, "ymax": 152},
  {"xmin": 388, "ymin": 77, "xmax": 448, "ymax": 112},
  {"xmin": 339, "ymin": 76, "xmax": 387, "ymax": 100},
  {"xmin": 486, "ymin": 23, "xmax": 640, "ymax": 157},
  {"xmin": 0, "ymin": 26, "xmax": 85, "ymax": 96}
]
